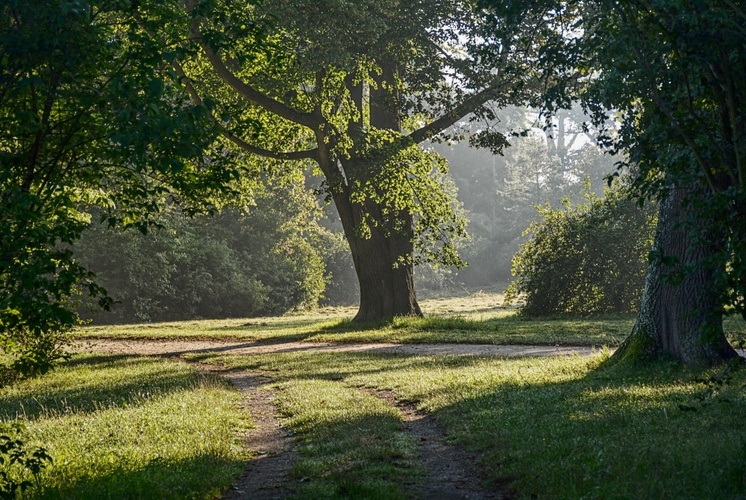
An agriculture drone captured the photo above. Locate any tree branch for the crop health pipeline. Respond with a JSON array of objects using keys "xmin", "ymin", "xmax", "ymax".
[
  {"xmin": 407, "ymin": 84, "xmax": 504, "ymax": 145},
  {"xmin": 222, "ymin": 131, "xmax": 319, "ymax": 161},
  {"xmin": 188, "ymin": 24, "xmax": 320, "ymax": 130},
  {"xmin": 134, "ymin": 11, "xmax": 318, "ymax": 163}
]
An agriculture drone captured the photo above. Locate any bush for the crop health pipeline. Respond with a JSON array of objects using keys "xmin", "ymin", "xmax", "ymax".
[
  {"xmin": 0, "ymin": 422, "xmax": 52, "ymax": 498},
  {"xmin": 506, "ymin": 187, "xmax": 657, "ymax": 316}
]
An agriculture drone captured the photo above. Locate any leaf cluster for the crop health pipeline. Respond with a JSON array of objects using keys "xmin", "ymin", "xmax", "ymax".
[
  {"xmin": 1, "ymin": 0, "xmax": 248, "ymax": 375},
  {"xmin": 0, "ymin": 421, "xmax": 52, "ymax": 499}
]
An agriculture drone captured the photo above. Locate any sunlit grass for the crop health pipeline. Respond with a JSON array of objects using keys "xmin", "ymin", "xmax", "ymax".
[
  {"xmin": 77, "ymin": 293, "xmax": 638, "ymax": 346},
  {"xmin": 186, "ymin": 348, "xmax": 746, "ymax": 498},
  {"xmin": 77, "ymin": 292, "xmax": 746, "ymax": 347},
  {"xmin": 0, "ymin": 354, "xmax": 249, "ymax": 499}
]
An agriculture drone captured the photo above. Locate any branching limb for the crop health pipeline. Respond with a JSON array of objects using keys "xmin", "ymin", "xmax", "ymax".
[
  {"xmin": 408, "ymin": 84, "xmax": 505, "ymax": 144},
  {"xmin": 186, "ymin": 19, "xmax": 320, "ymax": 129}
]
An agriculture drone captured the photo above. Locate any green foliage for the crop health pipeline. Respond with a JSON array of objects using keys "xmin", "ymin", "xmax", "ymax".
[
  {"xmin": 76, "ymin": 180, "xmax": 330, "ymax": 322},
  {"xmin": 0, "ymin": 422, "xmax": 52, "ymax": 498},
  {"xmin": 485, "ymin": 0, "xmax": 746, "ymax": 323},
  {"xmin": 507, "ymin": 186, "xmax": 657, "ymax": 315},
  {"xmin": 170, "ymin": 0, "xmax": 549, "ymax": 320},
  {"xmin": 432, "ymin": 107, "xmax": 617, "ymax": 289},
  {"xmin": 0, "ymin": 0, "xmax": 239, "ymax": 374}
]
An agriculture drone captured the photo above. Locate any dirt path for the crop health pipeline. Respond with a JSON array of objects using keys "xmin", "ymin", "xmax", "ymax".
[
  {"xmin": 77, "ymin": 338, "xmax": 597, "ymax": 358},
  {"xmin": 79, "ymin": 338, "xmax": 593, "ymax": 499},
  {"xmin": 366, "ymin": 388, "xmax": 503, "ymax": 499},
  {"xmin": 188, "ymin": 363, "xmax": 296, "ymax": 499}
]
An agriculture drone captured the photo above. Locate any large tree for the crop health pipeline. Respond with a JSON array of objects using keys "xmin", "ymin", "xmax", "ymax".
[
  {"xmin": 0, "ymin": 0, "xmax": 239, "ymax": 374},
  {"xmin": 149, "ymin": 0, "xmax": 541, "ymax": 321},
  {"xmin": 483, "ymin": 0, "xmax": 746, "ymax": 365}
]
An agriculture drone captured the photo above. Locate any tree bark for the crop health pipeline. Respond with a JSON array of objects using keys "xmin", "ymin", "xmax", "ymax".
[
  {"xmin": 319, "ymin": 57, "xmax": 423, "ymax": 322},
  {"xmin": 613, "ymin": 185, "xmax": 739, "ymax": 366},
  {"xmin": 327, "ymin": 164, "xmax": 422, "ymax": 322}
]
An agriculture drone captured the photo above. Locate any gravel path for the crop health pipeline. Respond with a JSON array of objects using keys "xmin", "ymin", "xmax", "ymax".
[{"xmin": 78, "ymin": 338, "xmax": 597, "ymax": 358}]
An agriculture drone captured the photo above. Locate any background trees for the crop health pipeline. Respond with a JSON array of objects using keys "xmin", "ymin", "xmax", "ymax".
[
  {"xmin": 75, "ymin": 179, "xmax": 334, "ymax": 323},
  {"xmin": 434, "ymin": 107, "xmax": 615, "ymax": 288}
]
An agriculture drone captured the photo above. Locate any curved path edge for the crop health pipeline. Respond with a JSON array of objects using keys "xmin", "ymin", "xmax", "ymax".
[{"xmin": 76, "ymin": 338, "xmax": 600, "ymax": 358}]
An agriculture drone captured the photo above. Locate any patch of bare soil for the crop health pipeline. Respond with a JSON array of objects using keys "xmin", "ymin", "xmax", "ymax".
[
  {"xmin": 366, "ymin": 388, "xmax": 507, "ymax": 499},
  {"xmin": 194, "ymin": 364, "xmax": 296, "ymax": 499}
]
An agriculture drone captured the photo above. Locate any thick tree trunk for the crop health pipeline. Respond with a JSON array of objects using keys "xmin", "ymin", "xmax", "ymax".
[
  {"xmin": 316, "ymin": 57, "xmax": 422, "ymax": 322},
  {"xmin": 333, "ymin": 191, "xmax": 422, "ymax": 322},
  {"xmin": 613, "ymin": 185, "xmax": 739, "ymax": 366}
]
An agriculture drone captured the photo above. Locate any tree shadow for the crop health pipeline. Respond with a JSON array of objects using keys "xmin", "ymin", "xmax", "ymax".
[
  {"xmin": 0, "ymin": 354, "xmax": 221, "ymax": 421},
  {"xmin": 418, "ymin": 359, "xmax": 746, "ymax": 498},
  {"xmin": 35, "ymin": 454, "xmax": 243, "ymax": 499},
  {"xmin": 210, "ymin": 347, "xmax": 746, "ymax": 497},
  {"xmin": 186, "ymin": 349, "xmax": 485, "ymax": 382}
]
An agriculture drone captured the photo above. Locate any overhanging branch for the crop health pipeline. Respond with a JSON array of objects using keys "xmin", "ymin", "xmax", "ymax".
[
  {"xmin": 167, "ymin": 51, "xmax": 318, "ymax": 162},
  {"xmin": 223, "ymin": 132, "xmax": 319, "ymax": 161},
  {"xmin": 187, "ymin": 13, "xmax": 320, "ymax": 130},
  {"xmin": 407, "ymin": 84, "xmax": 504, "ymax": 145}
]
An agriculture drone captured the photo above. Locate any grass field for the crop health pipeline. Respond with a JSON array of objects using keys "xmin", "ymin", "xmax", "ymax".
[
  {"xmin": 186, "ymin": 348, "xmax": 746, "ymax": 499},
  {"xmin": 4, "ymin": 293, "xmax": 746, "ymax": 498},
  {"xmin": 0, "ymin": 354, "xmax": 249, "ymax": 499}
]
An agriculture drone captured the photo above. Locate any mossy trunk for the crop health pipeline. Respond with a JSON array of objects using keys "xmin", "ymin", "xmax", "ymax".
[{"xmin": 613, "ymin": 185, "xmax": 739, "ymax": 366}]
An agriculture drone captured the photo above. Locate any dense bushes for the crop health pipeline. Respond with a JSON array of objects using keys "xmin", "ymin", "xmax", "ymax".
[
  {"xmin": 506, "ymin": 188, "xmax": 656, "ymax": 315},
  {"xmin": 75, "ymin": 182, "xmax": 344, "ymax": 323}
]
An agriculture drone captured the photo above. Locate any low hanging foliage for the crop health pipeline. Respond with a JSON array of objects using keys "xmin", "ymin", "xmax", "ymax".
[
  {"xmin": 347, "ymin": 133, "xmax": 468, "ymax": 269},
  {"xmin": 0, "ymin": 422, "xmax": 52, "ymax": 498},
  {"xmin": 0, "ymin": 0, "xmax": 241, "ymax": 376},
  {"xmin": 506, "ymin": 186, "xmax": 657, "ymax": 316}
]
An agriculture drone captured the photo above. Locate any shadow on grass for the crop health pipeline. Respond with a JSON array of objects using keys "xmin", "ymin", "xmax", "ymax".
[
  {"xmin": 198, "ymin": 347, "xmax": 746, "ymax": 497},
  {"xmin": 36, "ymin": 454, "xmax": 244, "ymax": 499},
  {"xmin": 210, "ymin": 317, "xmax": 331, "ymax": 332},
  {"xmin": 427, "ymin": 359, "xmax": 746, "ymax": 498},
  {"xmin": 277, "ymin": 380, "xmax": 415, "ymax": 499},
  {"xmin": 312, "ymin": 315, "xmax": 632, "ymax": 347},
  {"xmin": 0, "ymin": 354, "xmax": 219, "ymax": 421},
  {"xmin": 187, "ymin": 350, "xmax": 532, "ymax": 388}
]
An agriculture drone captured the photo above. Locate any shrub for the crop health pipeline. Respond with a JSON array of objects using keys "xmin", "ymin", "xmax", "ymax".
[
  {"xmin": 0, "ymin": 422, "xmax": 52, "ymax": 498},
  {"xmin": 506, "ymin": 187, "xmax": 656, "ymax": 316}
]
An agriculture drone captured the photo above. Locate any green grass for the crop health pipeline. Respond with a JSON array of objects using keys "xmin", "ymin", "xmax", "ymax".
[
  {"xmin": 279, "ymin": 379, "xmax": 416, "ymax": 498},
  {"xmin": 0, "ymin": 354, "xmax": 249, "ymax": 499},
  {"xmin": 14, "ymin": 292, "xmax": 746, "ymax": 497},
  {"xmin": 185, "ymin": 349, "xmax": 746, "ymax": 498},
  {"xmin": 77, "ymin": 293, "xmax": 634, "ymax": 346}
]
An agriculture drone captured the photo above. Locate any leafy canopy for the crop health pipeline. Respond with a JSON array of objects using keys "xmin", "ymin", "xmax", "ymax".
[{"xmin": 0, "ymin": 0, "xmax": 244, "ymax": 375}]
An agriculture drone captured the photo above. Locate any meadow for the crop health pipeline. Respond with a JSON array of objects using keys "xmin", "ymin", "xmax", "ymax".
[{"xmin": 3, "ymin": 293, "xmax": 746, "ymax": 498}]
